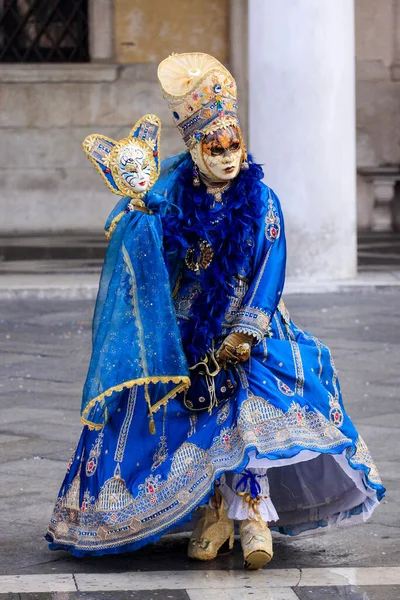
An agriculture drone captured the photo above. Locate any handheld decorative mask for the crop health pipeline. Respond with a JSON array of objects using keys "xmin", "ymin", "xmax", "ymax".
[
  {"xmin": 158, "ymin": 53, "xmax": 248, "ymax": 183},
  {"xmin": 82, "ymin": 114, "xmax": 161, "ymax": 200}
]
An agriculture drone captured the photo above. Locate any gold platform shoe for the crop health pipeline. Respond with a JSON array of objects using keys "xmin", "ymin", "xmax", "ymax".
[
  {"xmin": 188, "ymin": 496, "xmax": 234, "ymax": 561},
  {"xmin": 239, "ymin": 518, "xmax": 273, "ymax": 570}
]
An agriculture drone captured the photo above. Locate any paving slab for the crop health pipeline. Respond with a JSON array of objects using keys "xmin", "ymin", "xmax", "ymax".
[
  {"xmin": 0, "ymin": 586, "xmax": 398, "ymax": 600},
  {"xmin": 74, "ymin": 569, "xmax": 301, "ymax": 591},
  {"xmin": 0, "ymin": 291, "xmax": 399, "ymax": 577},
  {"xmin": 187, "ymin": 589, "xmax": 298, "ymax": 600},
  {"xmin": 2, "ymin": 569, "xmax": 400, "ymax": 596},
  {"xmin": 0, "ymin": 575, "xmax": 76, "ymax": 594},
  {"xmin": 16, "ymin": 593, "xmax": 191, "ymax": 600},
  {"xmin": 293, "ymin": 586, "xmax": 400, "ymax": 600}
]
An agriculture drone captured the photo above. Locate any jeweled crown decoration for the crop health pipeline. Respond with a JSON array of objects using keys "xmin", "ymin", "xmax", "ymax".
[{"xmin": 158, "ymin": 53, "xmax": 240, "ymax": 149}]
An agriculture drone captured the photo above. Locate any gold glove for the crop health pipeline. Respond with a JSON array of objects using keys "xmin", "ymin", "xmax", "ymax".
[{"xmin": 217, "ymin": 332, "xmax": 253, "ymax": 366}]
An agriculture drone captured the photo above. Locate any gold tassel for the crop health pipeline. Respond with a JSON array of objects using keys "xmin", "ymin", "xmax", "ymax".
[
  {"xmin": 144, "ymin": 383, "xmax": 156, "ymax": 435},
  {"xmin": 149, "ymin": 416, "xmax": 156, "ymax": 435}
]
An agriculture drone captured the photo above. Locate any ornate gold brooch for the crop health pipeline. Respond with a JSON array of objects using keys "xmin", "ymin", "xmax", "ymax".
[{"xmin": 185, "ymin": 239, "xmax": 214, "ymax": 273}]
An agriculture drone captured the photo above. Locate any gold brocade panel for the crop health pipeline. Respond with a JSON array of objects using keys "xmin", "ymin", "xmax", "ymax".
[{"xmin": 114, "ymin": 0, "xmax": 229, "ymax": 64}]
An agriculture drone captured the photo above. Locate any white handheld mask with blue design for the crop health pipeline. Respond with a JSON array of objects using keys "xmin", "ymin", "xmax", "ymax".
[{"xmin": 82, "ymin": 114, "xmax": 161, "ymax": 199}]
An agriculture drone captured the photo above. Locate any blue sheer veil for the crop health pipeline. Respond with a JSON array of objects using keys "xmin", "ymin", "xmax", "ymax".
[{"xmin": 80, "ymin": 129, "xmax": 190, "ymax": 432}]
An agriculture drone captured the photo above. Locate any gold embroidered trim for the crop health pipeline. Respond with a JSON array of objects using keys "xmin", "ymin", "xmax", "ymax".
[
  {"xmin": 81, "ymin": 375, "xmax": 191, "ymax": 430},
  {"xmin": 229, "ymin": 325, "xmax": 262, "ymax": 341},
  {"xmin": 273, "ymin": 312, "xmax": 286, "ymax": 341},
  {"xmin": 151, "ymin": 380, "xmax": 189, "ymax": 413},
  {"xmin": 114, "ymin": 387, "xmax": 138, "ymax": 463},
  {"xmin": 290, "ymin": 341, "xmax": 305, "ymax": 397},
  {"xmin": 105, "ymin": 211, "xmax": 126, "ymax": 240},
  {"xmin": 247, "ymin": 246, "xmax": 272, "ymax": 306},
  {"xmin": 201, "ymin": 115, "xmax": 239, "ymax": 137},
  {"xmin": 122, "ymin": 243, "xmax": 148, "ymax": 377},
  {"xmin": 105, "ymin": 205, "xmax": 154, "ymax": 240},
  {"xmin": 277, "ymin": 299, "xmax": 290, "ymax": 324},
  {"xmin": 82, "ymin": 133, "xmax": 124, "ymax": 196},
  {"xmin": 350, "ymin": 435, "xmax": 383, "ymax": 486},
  {"xmin": 231, "ymin": 306, "xmax": 271, "ymax": 341},
  {"xmin": 81, "ymin": 417, "xmax": 103, "ymax": 431}
]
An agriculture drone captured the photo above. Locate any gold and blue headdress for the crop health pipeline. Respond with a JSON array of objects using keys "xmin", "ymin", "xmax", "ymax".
[
  {"xmin": 82, "ymin": 113, "xmax": 161, "ymax": 198},
  {"xmin": 158, "ymin": 53, "xmax": 240, "ymax": 149}
]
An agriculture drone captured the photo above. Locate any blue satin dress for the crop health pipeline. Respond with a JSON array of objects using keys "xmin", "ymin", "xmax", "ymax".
[{"xmin": 46, "ymin": 156, "xmax": 384, "ymax": 556}]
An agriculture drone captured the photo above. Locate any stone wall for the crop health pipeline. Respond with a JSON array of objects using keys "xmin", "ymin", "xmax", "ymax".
[
  {"xmin": 114, "ymin": 0, "xmax": 229, "ymax": 64},
  {"xmin": 0, "ymin": 64, "xmax": 186, "ymax": 233},
  {"xmin": 1, "ymin": 0, "xmax": 399, "ymax": 233},
  {"xmin": 0, "ymin": 0, "xmax": 229, "ymax": 234}
]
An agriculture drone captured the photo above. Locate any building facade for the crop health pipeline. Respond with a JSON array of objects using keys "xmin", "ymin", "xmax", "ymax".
[
  {"xmin": 0, "ymin": 0, "xmax": 399, "ymax": 275},
  {"xmin": 355, "ymin": 0, "xmax": 400, "ymax": 232}
]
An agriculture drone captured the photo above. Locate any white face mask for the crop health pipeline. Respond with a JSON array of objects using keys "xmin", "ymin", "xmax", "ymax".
[
  {"xmin": 190, "ymin": 126, "xmax": 243, "ymax": 183},
  {"xmin": 118, "ymin": 143, "xmax": 152, "ymax": 194}
]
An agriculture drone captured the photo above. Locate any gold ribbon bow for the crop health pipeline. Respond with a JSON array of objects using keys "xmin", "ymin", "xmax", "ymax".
[{"xmin": 237, "ymin": 491, "xmax": 267, "ymax": 521}]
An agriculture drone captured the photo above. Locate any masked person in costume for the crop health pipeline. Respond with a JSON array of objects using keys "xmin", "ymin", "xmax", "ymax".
[{"xmin": 46, "ymin": 55, "xmax": 384, "ymax": 570}]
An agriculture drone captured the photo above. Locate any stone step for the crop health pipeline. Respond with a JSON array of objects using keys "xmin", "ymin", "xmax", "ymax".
[
  {"xmin": 0, "ymin": 234, "xmax": 106, "ymax": 262},
  {"xmin": 0, "ymin": 234, "xmax": 400, "ymax": 272}
]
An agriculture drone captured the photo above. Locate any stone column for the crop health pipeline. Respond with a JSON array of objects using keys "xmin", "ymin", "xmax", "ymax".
[
  {"xmin": 249, "ymin": 0, "xmax": 357, "ymax": 280},
  {"xmin": 230, "ymin": 0, "xmax": 249, "ymax": 141},
  {"xmin": 391, "ymin": 0, "xmax": 400, "ymax": 80}
]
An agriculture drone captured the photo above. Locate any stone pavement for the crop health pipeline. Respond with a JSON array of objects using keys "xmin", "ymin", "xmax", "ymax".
[
  {"xmin": 1, "ymin": 569, "xmax": 400, "ymax": 599},
  {"xmin": 0, "ymin": 290, "xmax": 399, "ymax": 600}
]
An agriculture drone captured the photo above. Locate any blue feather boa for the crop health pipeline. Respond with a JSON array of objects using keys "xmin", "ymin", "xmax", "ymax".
[{"xmin": 162, "ymin": 155, "xmax": 266, "ymax": 365}]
